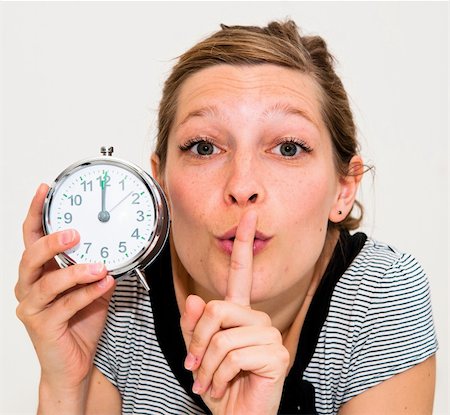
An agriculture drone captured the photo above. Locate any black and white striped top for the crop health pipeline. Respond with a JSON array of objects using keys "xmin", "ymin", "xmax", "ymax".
[{"xmin": 94, "ymin": 232, "xmax": 438, "ymax": 414}]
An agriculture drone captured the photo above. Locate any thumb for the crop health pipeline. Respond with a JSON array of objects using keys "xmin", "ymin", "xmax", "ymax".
[{"xmin": 180, "ymin": 294, "xmax": 206, "ymax": 348}]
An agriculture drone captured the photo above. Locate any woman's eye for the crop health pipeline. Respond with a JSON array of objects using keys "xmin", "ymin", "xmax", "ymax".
[
  {"xmin": 193, "ymin": 141, "xmax": 217, "ymax": 156},
  {"xmin": 270, "ymin": 139, "xmax": 312, "ymax": 158},
  {"xmin": 280, "ymin": 142, "xmax": 299, "ymax": 156},
  {"xmin": 179, "ymin": 139, "xmax": 221, "ymax": 157},
  {"xmin": 273, "ymin": 141, "xmax": 302, "ymax": 157}
]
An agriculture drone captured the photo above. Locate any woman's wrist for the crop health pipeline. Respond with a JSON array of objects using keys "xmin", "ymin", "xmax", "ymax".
[{"xmin": 38, "ymin": 376, "xmax": 88, "ymax": 415}]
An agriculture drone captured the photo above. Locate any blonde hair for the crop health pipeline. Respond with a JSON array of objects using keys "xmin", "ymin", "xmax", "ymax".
[{"xmin": 156, "ymin": 20, "xmax": 364, "ymax": 231}]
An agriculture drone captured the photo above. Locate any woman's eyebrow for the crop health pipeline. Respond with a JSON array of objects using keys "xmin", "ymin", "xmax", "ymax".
[
  {"xmin": 261, "ymin": 102, "xmax": 319, "ymax": 130},
  {"xmin": 175, "ymin": 102, "xmax": 320, "ymax": 131},
  {"xmin": 176, "ymin": 105, "xmax": 223, "ymax": 129}
]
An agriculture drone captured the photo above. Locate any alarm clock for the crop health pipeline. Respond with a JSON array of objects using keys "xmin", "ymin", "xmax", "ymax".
[{"xmin": 42, "ymin": 146, "xmax": 170, "ymax": 291}]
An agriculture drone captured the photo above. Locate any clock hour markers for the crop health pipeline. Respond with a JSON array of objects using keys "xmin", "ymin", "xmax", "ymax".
[{"xmin": 42, "ymin": 148, "xmax": 169, "ymax": 291}]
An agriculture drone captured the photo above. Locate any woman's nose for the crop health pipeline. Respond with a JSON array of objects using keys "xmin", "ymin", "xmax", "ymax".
[
  {"xmin": 227, "ymin": 192, "xmax": 258, "ymax": 205},
  {"xmin": 224, "ymin": 155, "xmax": 264, "ymax": 207}
]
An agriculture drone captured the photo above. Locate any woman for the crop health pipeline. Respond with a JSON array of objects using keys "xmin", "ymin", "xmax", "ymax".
[{"xmin": 16, "ymin": 21, "xmax": 437, "ymax": 414}]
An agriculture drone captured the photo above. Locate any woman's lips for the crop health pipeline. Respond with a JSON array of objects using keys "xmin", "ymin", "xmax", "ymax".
[{"xmin": 216, "ymin": 229, "xmax": 272, "ymax": 256}]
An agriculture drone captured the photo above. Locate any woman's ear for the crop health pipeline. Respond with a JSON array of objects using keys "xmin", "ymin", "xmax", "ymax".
[
  {"xmin": 151, "ymin": 153, "xmax": 165, "ymax": 188},
  {"xmin": 151, "ymin": 153, "xmax": 172, "ymax": 216},
  {"xmin": 329, "ymin": 156, "xmax": 364, "ymax": 223}
]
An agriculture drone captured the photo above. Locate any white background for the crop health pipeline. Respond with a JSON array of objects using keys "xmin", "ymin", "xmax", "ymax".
[{"xmin": 1, "ymin": 2, "xmax": 448, "ymax": 414}]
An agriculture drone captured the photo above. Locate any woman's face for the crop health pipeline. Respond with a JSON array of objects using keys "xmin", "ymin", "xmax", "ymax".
[{"xmin": 155, "ymin": 64, "xmax": 346, "ymax": 303}]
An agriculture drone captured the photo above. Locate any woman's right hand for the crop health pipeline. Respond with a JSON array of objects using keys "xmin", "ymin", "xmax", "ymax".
[{"xmin": 15, "ymin": 184, "xmax": 116, "ymax": 408}]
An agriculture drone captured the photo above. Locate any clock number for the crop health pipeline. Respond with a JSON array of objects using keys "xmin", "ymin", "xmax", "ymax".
[
  {"xmin": 119, "ymin": 178, "xmax": 126, "ymax": 191},
  {"xmin": 68, "ymin": 195, "xmax": 82, "ymax": 206},
  {"xmin": 119, "ymin": 241, "xmax": 127, "ymax": 253},
  {"xmin": 97, "ymin": 173, "xmax": 111, "ymax": 187},
  {"xmin": 131, "ymin": 228, "xmax": 140, "ymax": 239},
  {"xmin": 101, "ymin": 246, "xmax": 109, "ymax": 258},
  {"xmin": 64, "ymin": 212, "xmax": 72, "ymax": 224},
  {"xmin": 83, "ymin": 242, "xmax": 92, "ymax": 254},
  {"xmin": 131, "ymin": 193, "xmax": 140, "ymax": 204},
  {"xmin": 81, "ymin": 180, "xmax": 93, "ymax": 192},
  {"xmin": 136, "ymin": 210, "xmax": 144, "ymax": 222}
]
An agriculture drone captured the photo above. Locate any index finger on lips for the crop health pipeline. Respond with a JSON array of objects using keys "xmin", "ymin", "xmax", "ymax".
[
  {"xmin": 23, "ymin": 183, "xmax": 49, "ymax": 249},
  {"xmin": 224, "ymin": 210, "xmax": 257, "ymax": 307}
]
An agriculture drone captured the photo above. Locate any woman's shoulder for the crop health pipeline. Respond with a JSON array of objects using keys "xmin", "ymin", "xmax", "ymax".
[
  {"xmin": 330, "ymin": 234, "xmax": 435, "ymax": 341},
  {"xmin": 305, "ymin": 235, "xmax": 438, "ymax": 411},
  {"xmin": 330, "ymin": 234, "xmax": 436, "ymax": 355},
  {"xmin": 343, "ymin": 235, "xmax": 429, "ymax": 290}
]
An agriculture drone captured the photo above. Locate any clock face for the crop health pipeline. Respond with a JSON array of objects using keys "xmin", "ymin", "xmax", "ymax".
[{"xmin": 46, "ymin": 162, "xmax": 157, "ymax": 272}]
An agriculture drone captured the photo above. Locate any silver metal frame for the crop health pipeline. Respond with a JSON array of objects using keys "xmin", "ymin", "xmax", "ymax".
[{"xmin": 42, "ymin": 152, "xmax": 170, "ymax": 286}]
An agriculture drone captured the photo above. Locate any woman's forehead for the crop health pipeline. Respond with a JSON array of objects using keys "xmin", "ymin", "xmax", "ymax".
[{"xmin": 174, "ymin": 64, "xmax": 324, "ymax": 130}]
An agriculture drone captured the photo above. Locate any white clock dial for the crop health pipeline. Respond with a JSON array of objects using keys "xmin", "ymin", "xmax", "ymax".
[{"xmin": 47, "ymin": 163, "xmax": 156, "ymax": 271}]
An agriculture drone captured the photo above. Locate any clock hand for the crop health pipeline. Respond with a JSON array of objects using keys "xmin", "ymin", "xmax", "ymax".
[
  {"xmin": 101, "ymin": 174, "xmax": 106, "ymax": 211},
  {"xmin": 110, "ymin": 191, "xmax": 133, "ymax": 213},
  {"xmin": 98, "ymin": 171, "xmax": 110, "ymax": 222}
]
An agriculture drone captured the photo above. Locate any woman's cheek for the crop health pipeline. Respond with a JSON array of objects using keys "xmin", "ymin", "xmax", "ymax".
[{"xmin": 166, "ymin": 170, "xmax": 225, "ymax": 287}]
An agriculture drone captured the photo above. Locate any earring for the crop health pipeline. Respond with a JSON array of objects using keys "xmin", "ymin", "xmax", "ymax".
[{"xmin": 338, "ymin": 210, "xmax": 342, "ymax": 215}]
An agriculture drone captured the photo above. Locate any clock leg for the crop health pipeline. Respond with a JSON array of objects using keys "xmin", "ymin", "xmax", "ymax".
[{"xmin": 135, "ymin": 268, "xmax": 150, "ymax": 291}]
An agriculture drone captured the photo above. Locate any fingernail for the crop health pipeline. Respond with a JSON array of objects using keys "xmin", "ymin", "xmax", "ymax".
[
  {"xmin": 184, "ymin": 353, "xmax": 196, "ymax": 371},
  {"xmin": 192, "ymin": 379, "xmax": 202, "ymax": 394},
  {"xmin": 97, "ymin": 274, "xmax": 111, "ymax": 288},
  {"xmin": 60, "ymin": 230, "xmax": 75, "ymax": 245},
  {"xmin": 90, "ymin": 263, "xmax": 105, "ymax": 275}
]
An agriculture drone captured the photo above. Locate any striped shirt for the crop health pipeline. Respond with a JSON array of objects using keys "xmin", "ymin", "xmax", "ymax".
[{"xmin": 94, "ymin": 231, "xmax": 438, "ymax": 414}]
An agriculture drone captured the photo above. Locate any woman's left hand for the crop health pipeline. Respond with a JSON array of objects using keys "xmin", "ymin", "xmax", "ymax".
[{"xmin": 180, "ymin": 211, "xmax": 290, "ymax": 415}]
